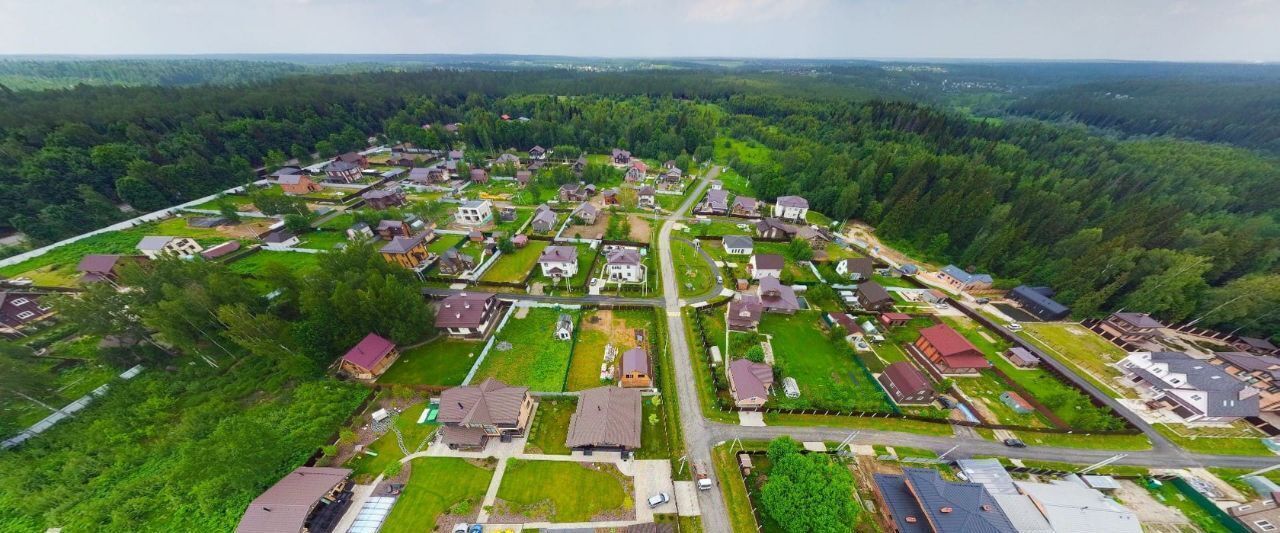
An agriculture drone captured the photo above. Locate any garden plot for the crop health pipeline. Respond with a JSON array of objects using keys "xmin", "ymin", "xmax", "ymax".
[
  {"xmin": 480, "ymin": 240, "xmax": 548, "ymax": 283},
  {"xmin": 378, "ymin": 337, "xmax": 484, "ymax": 387},
  {"xmin": 952, "ymin": 373, "xmax": 1052, "ymax": 428},
  {"xmin": 380, "ymin": 457, "xmax": 496, "ymax": 533},
  {"xmin": 1018, "ymin": 322, "xmax": 1129, "ymax": 394},
  {"xmin": 567, "ymin": 309, "xmax": 656, "ymax": 391},
  {"xmin": 758, "ymin": 312, "xmax": 893, "ymax": 412},
  {"xmin": 471, "ymin": 307, "xmax": 578, "ymax": 392},
  {"xmin": 491, "ymin": 460, "xmax": 634, "ymax": 524},
  {"xmin": 228, "ymin": 250, "xmax": 321, "ymax": 276},
  {"xmin": 671, "ymin": 240, "xmax": 715, "ymax": 298},
  {"xmin": 563, "ymin": 209, "xmax": 611, "ymax": 240},
  {"xmin": 526, "ymin": 398, "xmax": 576, "ymax": 455}
]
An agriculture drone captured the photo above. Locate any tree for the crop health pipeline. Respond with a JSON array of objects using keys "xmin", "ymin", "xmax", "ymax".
[
  {"xmin": 498, "ymin": 238, "xmax": 515, "ymax": 254},
  {"xmin": 744, "ymin": 345, "xmax": 765, "ymax": 363},
  {"xmin": 115, "ymin": 175, "xmax": 168, "ymax": 211},
  {"xmin": 217, "ymin": 199, "xmax": 241, "ymax": 223},
  {"xmin": 283, "ymin": 213, "xmax": 312, "ymax": 234},
  {"xmin": 0, "ymin": 342, "xmax": 57, "ymax": 413},
  {"xmin": 933, "ymin": 378, "xmax": 955, "ymax": 394},
  {"xmin": 760, "ymin": 437, "xmax": 857, "ymax": 533},
  {"xmin": 786, "ymin": 238, "xmax": 813, "ymax": 262}
]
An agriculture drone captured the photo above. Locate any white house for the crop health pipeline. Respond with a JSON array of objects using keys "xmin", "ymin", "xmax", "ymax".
[
  {"xmin": 554, "ymin": 313, "xmax": 575, "ymax": 340},
  {"xmin": 455, "ymin": 200, "xmax": 494, "ymax": 226},
  {"xmin": 722, "ymin": 235, "xmax": 754, "ymax": 255},
  {"xmin": 749, "ymin": 253, "xmax": 784, "ymax": 280},
  {"xmin": 1119, "ymin": 351, "xmax": 1259, "ymax": 423},
  {"xmin": 136, "ymin": 236, "xmax": 203, "ymax": 259},
  {"xmin": 538, "ymin": 245, "xmax": 579, "ymax": 278},
  {"xmin": 603, "ymin": 248, "xmax": 645, "ymax": 283},
  {"xmin": 771, "ymin": 196, "xmax": 809, "ymax": 222}
]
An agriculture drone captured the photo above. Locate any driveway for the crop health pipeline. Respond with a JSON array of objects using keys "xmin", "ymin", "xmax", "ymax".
[{"xmin": 624, "ymin": 459, "xmax": 676, "ymax": 522}]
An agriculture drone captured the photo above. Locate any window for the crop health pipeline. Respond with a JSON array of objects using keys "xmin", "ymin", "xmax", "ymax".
[
  {"xmin": 15, "ymin": 311, "xmax": 35, "ymax": 320},
  {"xmin": 10, "ymin": 298, "xmax": 29, "ymax": 306},
  {"xmin": 1255, "ymin": 520, "xmax": 1276, "ymax": 531}
]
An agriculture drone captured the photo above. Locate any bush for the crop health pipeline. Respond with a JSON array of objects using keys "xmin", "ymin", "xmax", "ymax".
[
  {"xmin": 744, "ymin": 345, "xmax": 765, "ymax": 363},
  {"xmin": 383, "ymin": 460, "xmax": 403, "ymax": 478}
]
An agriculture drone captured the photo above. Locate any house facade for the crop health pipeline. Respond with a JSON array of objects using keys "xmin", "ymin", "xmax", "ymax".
[
  {"xmin": 0, "ymin": 292, "xmax": 54, "ymax": 334},
  {"xmin": 76, "ymin": 254, "xmax": 147, "ymax": 284},
  {"xmin": 722, "ymin": 235, "xmax": 754, "ymax": 255},
  {"xmin": 914, "ymin": 324, "xmax": 991, "ymax": 375},
  {"xmin": 437, "ymin": 249, "xmax": 475, "ymax": 276},
  {"xmin": 748, "ymin": 253, "xmax": 784, "ymax": 279},
  {"xmin": 379, "ymin": 232, "xmax": 433, "ymax": 270},
  {"xmin": 1119, "ymin": 351, "xmax": 1259, "ymax": 422},
  {"xmin": 757, "ymin": 277, "xmax": 800, "ymax": 314},
  {"xmin": 324, "ymin": 160, "xmax": 362, "ymax": 183},
  {"xmin": 726, "ymin": 294, "xmax": 763, "ymax": 331},
  {"xmin": 538, "ymin": 246, "xmax": 579, "ymax": 278},
  {"xmin": 530, "ymin": 205, "xmax": 558, "ymax": 232},
  {"xmin": 338, "ymin": 333, "xmax": 400, "ymax": 380},
  {"xmin": 438, "ymin": 378, "xmax": 535, "ymax": 450},
  {"xmin": 730, "ymin": 196, "xmax": 760, "ymax": 217},
  {"xmin": 755, "ymin": 218, "xmax": 796, "ymax": 240},
  {"xmin": 696, "ymin": 189, "xmax": 729, "ymax": 215},
  {"xmin": 573, "ymin": 202, "xmax": 598, "ymax": 225},
  {"xmin": 937, "ymin": 264, "xmax": 994, "ymax": 292},
  {"xmin": 836, "ymin": 257, "xmax": 874, "ymax": 280},
  {"xmin": 376, "ymin": 220, "xmax": 412, "ymax": 240},
  {"xmin": 771, "ymin": 196, "xmax": 809, "ymax": 222},
  {"xmin": 1009, "ymin": 285, "xmax": 1070, "ymax": 321},
  {"xmin": 878, "ymin": 362, "xmax": 936, "ymax": 405},
  {"xmin": 362, "ymin": 188, "xmax": 406, "ymax": 210},
  {"xmin": 637, "ymin": 186, "xmax": 656, "ymax": 208},
  {"xmin": 1100, "ymin": 312, "xmax": 1163, "ymax": 343},
  {"xmin": 136, "ymin": 236, "xmax": 203, "ymax": 259},
  {"xmin": 1211, "ymin": 352, "xmax": 1280, "ymax": 412},
  {"xmin": 620, "ymin": 347, "xmax": 652, "ymax": 388},
  {"xmin": 728, "ymin": 358, "xmax": 774, "ymax": 408},
  {"xmin": 603, "ymin": 248, "xmax": 645, "ymax": 283},
  {"xmin": 456, "ymin": 200, "xmax": 494, "ymax": 226},
  {"xmin": 856, "ymin": 281, "xmax": 894, "ymax": 312}
]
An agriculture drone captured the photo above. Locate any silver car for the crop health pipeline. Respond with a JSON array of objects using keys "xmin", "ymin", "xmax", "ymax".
[{"xmin": 647, "ymin": 492, "xmax": 670, "ymax": 508}]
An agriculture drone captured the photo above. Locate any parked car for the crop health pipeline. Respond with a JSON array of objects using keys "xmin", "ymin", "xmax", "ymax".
[
  {"xmin": 452, "ymin": 525, "xmax": 468, "ymax": 533},
  {"xmin": 937, "ymin": 396, "xmax": 956, "ymax": 409},
  {"xmin": 1003, "ymin": 438, "xmax": 1027, "ymax": 448},
  {"xmin": 934, "ymin": 302, "xmax": 950, "ymax": 310},
  {"xmin": 975, "ymin": 297, "xmax": 991, "ymax": 304},
  {"xmin": 468, "ymin": 525, "xmax": 484, "ymax": 533},
  {"xmin": 1006, "ymin": 322, "xmax": 1023, "ymax": 331},
  {"xmin": 695, "ymin": 464, "xmax": 713, "ymax": 490},
  {"xmin": 647, "ymin": 492, "xmax": 670, "ymax": 508}
]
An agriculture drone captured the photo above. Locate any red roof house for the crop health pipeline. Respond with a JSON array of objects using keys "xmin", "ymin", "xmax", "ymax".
[
  {"xmin": 913, "ymin": 324, "xmax": 989, "ymax": 374},
  {"xmin": 338, "ymin": 333, "xmax": 400, "ymax": 380}
]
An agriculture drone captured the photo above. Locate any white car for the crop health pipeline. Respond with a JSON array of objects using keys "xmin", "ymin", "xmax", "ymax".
[
  {"xmin": 647, "ymin": 492, "xmax": 670, "ymax": 508},
  {"xmin": 1006, "ymin": 322, "xmax": 1023, "ymax": 331}
]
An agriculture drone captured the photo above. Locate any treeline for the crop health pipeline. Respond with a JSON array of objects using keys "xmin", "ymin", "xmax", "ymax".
[
  {"xmin": 0, "ymin": 58, "xmax": 317, "ymax": 91},
  {"xmin": 718, "ymin": 96, "xmax": 1280, "ymax": 338}
]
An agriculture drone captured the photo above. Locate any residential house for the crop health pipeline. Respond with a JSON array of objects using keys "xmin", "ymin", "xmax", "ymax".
[
  {"xmin": 572, "ymin": 154, "xmax": 589, "ymax": 175},
  {"xmin": 554, "ymin": 313, "xmax": 575, "ymax": 340},
  {"xmin": 0, "ymin": 292, "xmax": 53, "ymax": 334},
  {"xmin": 530, "ymin": 205, "xmax": 559, "ymax": 233},
  {"xmin": 601, "ymin": 188, "xmax": 620, "ymax": 206},
  {"xmin": 659, "ymin": 169, "xmax": 683, "ymax": 186},
  {"xmin": 405, "ymin": 167, "xmax": 433, "ymax": 185},
  {"xmin": 630, "ymin": 160, "xmax": 648, "ymax": 175},
  {"xmin": 437, "ymin": 249, "xmax": 475, "ymax": 276},
  {"xmin": 379, "ymin": 232, "xmax": 433, "ymax": 270},
  {"xmin": 795, "ymin": 226, "xmax": 833, "ymax": 252},
  {"xmin": 262, "ymin": 230, "xmax": 299, "ymax": 247},
  {"xmin": 663, "ymin": 160, "xmax": 678, "ymax": 171},
  {"xmin": 336, "ymin": 151, "xmax": 369, "ymax": 168},
  {"xmin": 566, "ymin": 386, "xmax": 642, "ymax": 453},
  {"xmin": 638, "ymin": 186, "xmax": 656, "ymax": 208},
  {"xmin": 730, "ymin": 196, "xmax": 760, "ymax": 217},
  {"xmin": 880, "ymin": 312, "xmax": 912, "ymax": 328},
  {"xmin": 836, "ymin": 257, "xmax": 874, "ymax": 281},
  {"xmin": 1000, "ymin": 391, "xmax": 1034, "ymax": 414},
  {"xmin": 1211, "ymin": 352, "xmax": 1280, "ymax": 412},
  {"xmin": 728, "ymin": 358, "xmax": 774, "ymax": 408},
  {"xmin": 722, "ymin": 235, "xmax": 754, "ymax": 255},
  {"xmin": 771, "ymin": 196, "xmax": 809, "ymax": 222},
  {"xmin": 270, "ymin": 166, "xmax": 302, "ymax": 179},
  {"xmin": 754, "ymin": 218, "xmax": 797, "ymax": 240},
  {"xmin": 76, "ymin": 254, "xmax": 147, "ymax": 284},
  {"xmin": 573, "ymin": 202, "xmax": 599, "ymax": 225},
  {"xmin": 1119, "ymin": 351, "xmax": 1259, "ymax": 422},
  {"xmin": 1013, "ymin": 478, "xmax": 1142, "ymax": 533},
  {"xmin": 468, "ymin": 230, "xmax": 483, "ymax": 243},
  {"xmin": 898, "ymin": 264, "xmax": 919, "ymax": 276},
  {"xmin": 748, "ymin": 253, "xmax": 784, "ymax": 279},
  {"xmin": 448, "ymin": 149, "xmax": 464, "ymax": 160},
  {"xmin": 362, "ymin": 187, "xmax": 406, "ymax": 209},
  {"xmin": 528, "ymin": 146, "xmax": 546, "ymax": 160},
  {"xmin": 512, "ymin": 234, "xmax": 529, "ymax": 248},
  {"xmin": 612, "ymin": 149, "xmax": 631, "ymax": 164},
  {"xmin": 469, "ymin": 168, "xmax": 489, "ymax": 184},
  {"xmin": 345, "ymin": 222, "xmax": 373, "ymax": 242},
  {"xmin": 444, "ymin": 160, "xmax": 459, "ymax": 177},
  {"xmin": 757, "ymin": 277, "xmax": 800, "ymax": 314},
  {"xmin": 1006, "ymin": 347, "xmax": 1040, "ymax": 368},
  {"xmin": 499, "ymin": 206, "xmax": 517, "ymax": 222},
  {"xmin": 235, "ymin": 467, "xmax": 352, "ymax": 533},
  {"xmin": 539, "ymin": 245, "xmax": 579, "ymax": 278},
  {"xmin": 726, "ymin": 294, "xmax": 763, "ymax": 331},
  {"xmin": 1100, "ymin": 312, "xmax": 1163, "ymax": 343},
  {"xmin": 620, "ymin": 347, "xmax": 652, "ymax": 388},
  {"xmin": 937, "ymin": 264, "xmax": 994, "ymax": 292},
  {"xmin": 456, "ymin": 200, "xmax": 494, "ymax": 226},
  {"xmin": 435, "ymin": 292, "xmax": 499, "ymax": 338},
  {"xmin": 388, "ymin": 157, "xmax": 415, "ymax": 167},
  {"xmin": 1236, "ymin": 337, "xmax": 1280, "ymax": 356},
  {"xmin": 515, "ymin": 170, "xmax": 532, "ymax": 187},
  {"xmin": 857, "ymin": 281, "xmax": 894, "ymax": 312},
  {"xmin": 604, "ymin": 248, "xmax": 645, "ymax": 283},
  {"xmin": 914, "ymin": 324, "xmax": 991, "ymax": 375},
  {"xmin": 873, "ymin": 468, "xmax": 1016, "ymax": 533},
  {"xmin": 1230, "ymin": 493, "xmax": 1280, "ymax": 533},
  {"xmin": 438, "ymin": 378, "xmax": 534, "ymax": 450},
  {"xmin": 878, "ymin": 362, "xmax": 936, "ymax": 406},
  {"xmin": 376, "ymin": 219, "xmax": 412, "ymax": 240},
  {"xmin": 493, "ymin": 153, "xmax": 520, "ymax": 166},
  {"xmin": 696, "ymin": 189, "xmax": 730, "ymax": 215},
  {"xmin": 709, "ymin": 180, "xmax": 722, "ymax": 190},
  {"xmin": 338, "ymin": 333, "xmax": 399, "ymax": 380},
  {"xmin": 324, "ymin": 160, "xmax": 362, "ymax": 183},
  {"xmin": 625, "ymin": 166, "xmax": 646, "ymax": 183},
  {"xmin": 1009, "ymin": 285, "xmax": 1070, "ymax": 321},
  {"xmin": 559, "ymin": 182, "xmax": 591, "ymax": 202},
  {"xmin": 277, "ymin": 174, "xmax": 324, "ymax": 195},
  {"xmin": 136, "ymin": 236, "xmax": 203, "ymax": 259}
]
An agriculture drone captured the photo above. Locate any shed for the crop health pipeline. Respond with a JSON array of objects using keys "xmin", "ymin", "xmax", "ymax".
[
  {"xmin": 738, "ymin": 453, "xmax": 754, "ymax": 475},
  {"xmin": 1005, "ymin": 347, "xmax": 1040, "ymax": 368},
  {"xmin": 1080, "ymin": 474, "xmax": 1121, "ymax": 492},
  {"xmin": 782, "ymin": 377, "xmax": 800, "ymax": 399},
  {"xmin": 1000, "ymin": 391, "xmax": 1034, "ymax": 414}
]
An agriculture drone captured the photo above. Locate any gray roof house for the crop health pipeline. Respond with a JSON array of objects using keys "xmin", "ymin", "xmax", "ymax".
[
  {"xmin": 565, "ymin": 386, "xmax": 642, "ymax": 451},
  {"xmin": 722, "ymin": 235, "xmax": 754, "ymax": 254},
  {"xmin": 1121, "ymin": 351, "xmax": 1259, "ymax": 422},
  {"xmin": 874, "ymin": 467, "xmax": 1017, "ymax": 533}
]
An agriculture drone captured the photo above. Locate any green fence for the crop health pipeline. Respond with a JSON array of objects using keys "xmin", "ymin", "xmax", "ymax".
[{"xmin": 1169, "ymin": 477, "xmax": 1249, "ymax": 533}]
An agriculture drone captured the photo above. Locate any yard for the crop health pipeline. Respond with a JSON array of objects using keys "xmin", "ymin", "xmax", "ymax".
[
  {"xmin": 563, "ymin": 210, "xmax": 612, "ymax": 241},
  {"xmin": 759, "ymin": 312, "xmax": 893, "ymax": 412},
  {"xmin": 953, "ymin": 372, "xmax": 1052, "ymax": 428},
  {"xmin": 380, "ymin": 457, "xmax": 496, "ymax": 533},
  {"xmin": 426, "ymin": 233, "xmax": 465, "ymax": 254},
  {"xmin": 344, "ymin": 402, "xmax": 439, "ymax": 482},
  {"xmin": 567, "ymin": 309, "xmax": 656, "ymax": 391},
  {"xmin": 295, "ymin": 229, "xmax": 349, "ymax": 251},
  {"xmin": 713, "ymin": 167, "xmax": 754, "ymax": 196},
  {"xmin": 494, "ymin": 459, "xmax": 633, "ymax": 523},
  {"xmin": 530, "ymin": 242, "xmax": 596, "ymax": 293},
  {"xmin": 227, "ymin": 250, "xmax": 321, "ymax": 276},
  {"xmin": 671, "ymin": 240, "xmax": 715, "ymax": 297},
  {"xmin": 377, "ymin": 337, "xmax": 483, "ymax": 386},
  {"xmin": 471, "ymin": 307, "xmax": 577, "ymax": 391},
  {"xmin": 526, "ymin": 398, "xmax": 575, "ymax": 455},
  {"xmin": 479, "ymin": 240, "xmax": 548, "ymax": 283},
  {"xmin": 1018, "ymin": 322, "xmax": 1128, "ymax": 394},
  {"xmin": 1153, "ymin": 423, "xmax": 1274, "ymax": 456}
]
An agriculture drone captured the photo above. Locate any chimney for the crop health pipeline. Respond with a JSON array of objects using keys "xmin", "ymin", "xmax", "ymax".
[{"xmin": 940, "ymin": 507, "xmax": 953, "ymax": 514}]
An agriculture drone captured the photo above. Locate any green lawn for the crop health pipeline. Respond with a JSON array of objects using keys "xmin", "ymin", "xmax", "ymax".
[
  {"xmin": 480, "ymin": 240, "xmax": 547, "ymax": 283},
  {"xmin": 1153, "ymin": 424, "xmax": 1275, "ymax": 456},
  {"xmin": 760, "ymin": 312, "xmax": 893, "ymax": 412},
  {"xmin": 344, "ymin": 402, "xmax": 439, "ymax": 483},
  {"xmin": 870, "ymin": 274, "xmax": 919, "ymax": 289},
  {"xmin": 638, "ymin": 395, "xmax": 673, "ymax": 459},
  {"xmin": 493, "ymin": 207, "xmax": 533, "ymax": 235},
  {"xmin": 715, "ymin": 136, "xmax": 775, "ymax": 171},
  {"xmin": 377, "ymin": 337, "xmax": 483, "ymax": 386},
  {"xmin": 672, "ymin": 240, "xmax": 715, "ymax": 297},
  {"xmin": 526, "ymin": 398, "xmax": 575, "ymax": 455},
  {"xmin": 1018, "ymin": 322, "xmax": 1128, "ymax": 394},
  {"xmin": 495, "ymin": 460, "xmax": 632, "ymax": 523},
  {"xmin": 380, "ymin": 457, "xmax": 496, "ymax": 533},
  {"xmin": 566, "ymin": 309, "xmax": 655, "ymax": 391},
  {"xmin": 1145, "ymin": 479, "xmax": 1236, "ymax": 533},
  {"xmin": 317, "ymin": 212, "xmax": 356, "ymax": 230},
  {"xmin": 472, "ymin": 307, "xmax": 576, "ymax": 391},
  {"xmin": 714, "ymin": 167, "xmax": 754, "ymax": 196},
  {"xmin": 296, "ymin": 229, "xmax": 349, "ymax": 250},
  {"xmin": 954, "ymin": 373, "xmax": 1052, "ymax": 427},
  {"xmin": 427, "ymin": 233, "xmax": 466, "ymax": 254},
  {"xmin": 227, "ymin": 250, "xmax": 321, "ymax": 276},
  {"xmin": 1015, "ymin": 431, "xmax": 1152, "ymax": 450},
  {"xmin": 655, "ymin": 193, "xmax": 689, "ymax": 212}
]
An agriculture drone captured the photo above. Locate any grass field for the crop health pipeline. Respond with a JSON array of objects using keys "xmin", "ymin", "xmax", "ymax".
[
  {"xmin": 427, "ymin": 233, "xmax": 465, "ymax": 254},
  {"xmin": 1153, "ymin": 423, "xmax": 1274, "ymax": 456},
  {"xmin": 344, "ymin": 403, "xmax": 439, "ymax": 482},
  {"xmin": 296, "ymin": 229, "xmax": 348, "ymax": 251},
  {"xmin": 526, "ymin": 398, "xmax": 575, "ymax": 455},
  {"xmin": 377, "ymin": 337, "xmax": 483, "ymax": 386},
  {"xmin": 714, "ymin": 167, "xmax": 754, "ymax": 196},
  {"xmin": 1019, "ymin": 322, "xmax": 1128, "ymax": 394},
  {"xmin": 672, "ymin": 240, "xmax": 715, "ymax": 297},
  {"xmin": 567, "ymin": 309, "xmax": 656, "ymax": 391},
  {"xmin": 480, "ymin": 240, "xmax": 547, "ymax": 283},
  {"xmin": 495, "ymin": 460, "xmax": 632, "ymax": 523},
  {"xmin": 1013, "ymin": 430, "xmax": 1152, "ymax": 450},
  {"xmin": 761, "ymin": 312, "xmax": 893, "ymax": 412},
  {"xmin": 715, "ymin": 136, "xmax": 775, "ymax": 172},
  {"xmin": 472, "ymin": 307, "xmax": 576, "ymax": 391},
  {"xmin": 227, "ymin": 250, "xmax": 321, "ymax": 276},
  {"xmin": 380, "ymin": 457, "xmax": 496, "ymax": 533},
  {"xmin": 954, "ymin": 373, "xmax": 1052, "ymax": 427},
  {"xmin": 712, "ymin": 444, "xmax": 761, "ymax": 533}
]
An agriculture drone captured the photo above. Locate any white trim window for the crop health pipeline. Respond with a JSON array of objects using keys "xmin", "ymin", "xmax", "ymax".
[
  {"xmin": 15, "ymin": 311, "xmax": 35, "ymax": 320},
  {"xmin": 1255, "ymin": 519, "xmax": 1276, "ymax": 531},
  {"xmin": 11, "ymin": 298, "xmax": 29, "ymax": 306}
]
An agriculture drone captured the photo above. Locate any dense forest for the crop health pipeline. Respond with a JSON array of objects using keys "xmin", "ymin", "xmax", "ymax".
[{"xmin": 0, "ymin": 68, "xmax": 1276, "ymax": 336}]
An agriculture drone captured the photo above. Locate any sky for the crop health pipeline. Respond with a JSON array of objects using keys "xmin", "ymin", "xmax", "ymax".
[{"xmin": 0, "ymin": 0, "xmax": 1278, "ymax": 62}]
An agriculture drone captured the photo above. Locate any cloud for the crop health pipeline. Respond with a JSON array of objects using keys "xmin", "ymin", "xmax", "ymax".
[{"xmin": 685, "ymin": 0, "xmax": 826, "ymax": 23}]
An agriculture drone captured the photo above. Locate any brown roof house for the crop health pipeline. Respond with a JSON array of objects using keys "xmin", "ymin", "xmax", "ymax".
[
  {"xmin": 1100, "ymin": 312, "xmax": 1163, "ymax": 343},
  {"xmin": 731, "ymin": 196, "xmax": 760, "ymax": 217},
  {"xmin": 878, "ymin": 362, "xmax": 937, "ymax": 406},
  {"xmin": 235, "ymin": 466, "xmax": 352, "ymax": 533},
  {"xmin": 376, "ymin": 220, "xmax": 412, "ymax": 240},
  {"xmin": 836, "ymin": 257, "xmax": 874, "ymax": 281},
  {"xmin": 856, "ymin": 281, "xmax": 894, "ymax": 312},
  {"xmin": 469, "ymin": 168, "xmax": 489, "ymax": 184},
  {"xmin": 638, "ymin": 186, "xmax": 656, "ymax": 208},
  {"xmin": 438, "ymin": 378, "xmax": 534, "ymax": 449},
  {"xmin": 566, "ymin": 386, "xmax": 642, "ymax": 453},
  {"xmin": 914, "ymin": 324, "xmax": 990, "ymax": 375},
  {"xmin": 515, "ymin": 170, "xmax": 533, "ymax": 187},
  {"xmin": 1230, "ymin": 492, "xmax": 1280, "ymax": 533},
  {"xmin": 437, "ymin": 249, "xmax": 476, "ymax": 276},
  {"xmin": 336, "ymin": 151, "xmax": 369, "ymax": 168},
  {"xmin": 277, "ymin": 174, "xmax": 323, "ymax": 195},
  {"xmin": 726, "ymin": 294, "xmax": 763, "ymax": 331},
  {"xmin": 0, "ymin": 292, "xmax": 54, "ymax": 335},
  {"xmin": 379, "ymin": 232, "xmax": 433, "ymax": 270},
  {"xmin": 435, "ymin": 292, "xmax": 499, "ymax": 338},
  {"xmin": 620, "ymin": 347, "xmax": 652, "ymax": 388},
  {"xmin": 362, "ymin": 187, "xmax": 406, "ymax": 210},
  {"xmin": 1212, "ymin": 352, "xmax": 1280, "ymax": 412},
  {"xmin": 338, "ymin": 333, "xmax": 400, "ymax": 380},
  {"xmin": 754, "ymin": 218, "xmax": 797, "ymax": 240},
  {"xmin": 757, "ymin": 276, "xmax": 800, "ymax": 314},
  {"xmin": 728, "ymin": 358, "xmax": 774, "ymax": 408},
  {"xmin": 324, "ymin": 160, "xmax": 362, "ymax": 183},
  {"xmin": 749, "ymin": 253, "xmax": 784, "ymax": 280},
  {"xmin": 76, "ymin": 254, "xmax": 148, "ymax": 284}
]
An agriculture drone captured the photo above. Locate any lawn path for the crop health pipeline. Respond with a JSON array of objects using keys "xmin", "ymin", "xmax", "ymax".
[{"xmin": 475, "ymin": 457, "xmax": 509, "ymax": 523}]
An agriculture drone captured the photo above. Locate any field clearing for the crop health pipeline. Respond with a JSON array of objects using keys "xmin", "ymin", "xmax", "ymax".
[
  {"xmin": 761, "ymin": 311, "xmax": 893, "ymax": 412},
  {"xmin": 227, "ymin": 250, "xmax": 321, "ymax": 276},
  {"xmin": 378, "ymin": 337, "xmax": 483, "ymax": 386},
  {"xmin": 472, "ymin": 307, "xmax": 576, "ymax": 391},
  {"xmin": 480, "ymin": 240, "xmax": 547, "ymax": 283},
  {"xmin": 1019, "ymin": 322, "xmax": 1128, "ymax": 393},
  {"xmin": 672, "ymin": 240, "xmax": 715, "ymax": 297},
  {"xmin": 495, "ymin": 460, "xmax": 632, "ymax": 523},
  {"xmin": 567, "ymin": 309, "xmax": 656, "ymax": 391}
]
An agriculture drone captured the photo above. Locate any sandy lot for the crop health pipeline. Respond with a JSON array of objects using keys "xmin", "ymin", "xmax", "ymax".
[
  {"xmin": 627, "ymin": 215, "xmax": 651, "ymax": 243},
  {"xmin": 564, "ymin": 211, "xmax": 611, "ymax": 240}
]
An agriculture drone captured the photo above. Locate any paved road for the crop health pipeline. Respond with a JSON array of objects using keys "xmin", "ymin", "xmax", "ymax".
[
  {"xmin": 657, "ymin": 167, "xmax": 731, "ymax": 532},
  {"xmin": 421, "ymin": 287, "xmax": 661, "ymax": 307}
]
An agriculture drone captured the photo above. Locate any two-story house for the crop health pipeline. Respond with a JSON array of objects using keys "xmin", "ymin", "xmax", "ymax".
[
  {"xmin": 1212, "ymin": 352, "xmax": 1280, "ymax": 413},
  {"xmin": 379, "ymin": 232, "xmax": 433, "ymax": 270},
  {"xmin": 748, "ymin": 253, "xmax": 784, "ymax": 279},
  {"xmin": 538, "ymin": 245, "xmax": 579, "ymax": 278},
  {"xmin": 136, "ymin": 236, "xmax": 203, "ymax": 259},
  {"xmin": 771, "ymin": 196, "xmax": 809, "ymax": 222},
  {"xmin": 455, "ymin": 200, "xmax": 494, "ymax": 226},
  {"xmin": 438, "ymin": 378, "xmax": 535, "ymax": 450},
  {"xmin": 1119, "ymin": 351, "xmax": 1259, "ymax": 422},
  {"xmin": 603, "ymin": 248, "xmax": 645, "ymax": 283},
  {"xmin": 435, "ymin": 292, "xmax": 499, "ymax": 338}
]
